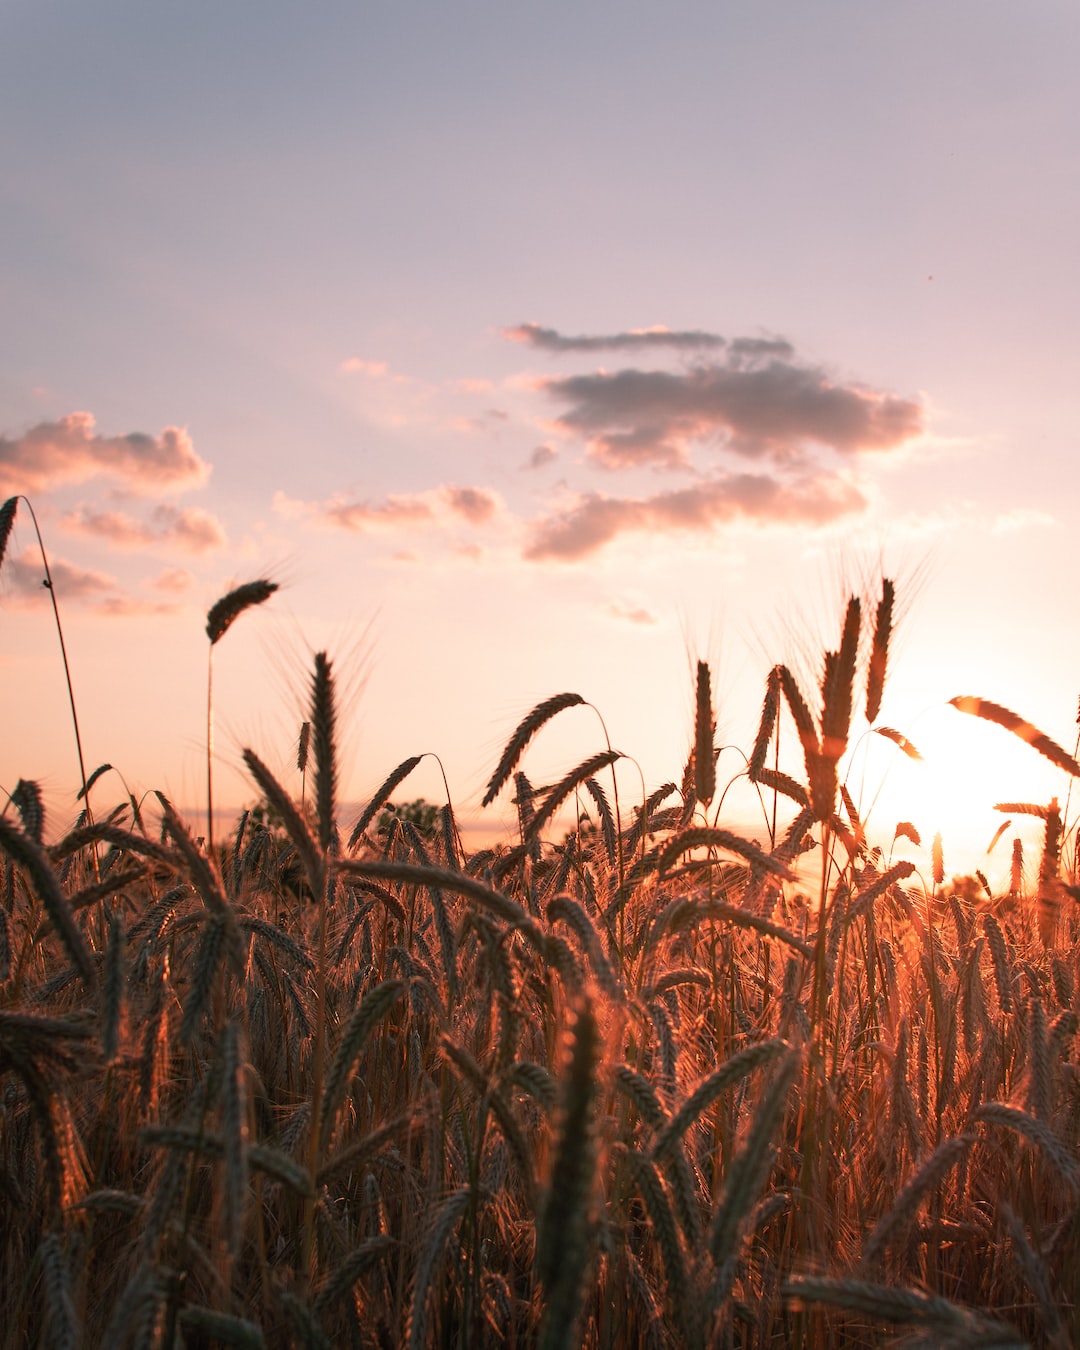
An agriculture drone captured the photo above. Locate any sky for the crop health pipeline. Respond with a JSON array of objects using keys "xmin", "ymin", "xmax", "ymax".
[{"xmin": 3, "ymin": 0, "xmax": 1080, "ymax": 883}]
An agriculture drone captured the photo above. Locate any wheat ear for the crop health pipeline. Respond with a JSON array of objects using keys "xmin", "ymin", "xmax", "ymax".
[
  {"xmin": 864, "ymin": 577, "xmax": 894, "ymax": 724},
  {"xmin": 949, "ymin": 696, "xmax": 1080, "ymax": 775},
  {"xmin": 694, "ymin": 659, "xmax": 716, "ymax": 807},
  {"xmin": 310, "ymin": 652, "xmax": 337, "ymax": 851},
  {"xmin": 482, "ymin": 692, "xmax": 586, "ymax": 806},
  {"xmin": 860, "ymin": 1135, "xmax": 973, "ymax": 1268},
  {"xmin": 536, "ymin": 999, "xmax": 600, "ymax": 1350},
  {"xmin": 526, "ymin": 750, "xmax": 623, "ymax": 844},
  {"xmin": 652, "ymin": 1039, "xmax": 790, "ymax": 1161},
  {"xmin": 405, "ymin": 1186, "xmax": 472, "ymax": 1350},
  {"xmin": 347, "ymin": 755, "xmax": 424, "ymax": 849},
  {"xmin": 0, "ymin": 816, "xmax": 95, "ymax": 991}
]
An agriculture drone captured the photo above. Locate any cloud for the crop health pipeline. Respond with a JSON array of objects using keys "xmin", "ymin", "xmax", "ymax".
[
  {"xmin": 158, "ymin": 507, "xmax": 226, "ymax": 553},
  {"xmin": 442, "ymin": 486, "xmax": 498, "ymax": 524},
  {"xmin": 340, "ymin": 358, "xmax": 391, "ymax": 377},
  {"xmin": 95, "ymin": 596, "xmax": 181, "ymax": 618},
  {"xmin": 62, "ymin": 504, "xmax": 226, "ymax": 554},
  {"xmin": 322, "ymin": 495, "xmax": 436, "ymax": 531},
  {"xmin": 504, "ymin": 323, "xmax": 729, "ymax": 353},
  {"xmin": 608, "ymin": 601, "xmax": 657, "ymax": 625},
  {"xmin": 152, "ymin": 567, "xmax": 195, "ymax": 594},
  {"xmin": 277, "ymin": 484, "xmax": 502, "ymax": 535},
  {"xmin": 0, "ymin": 412, "xmax": 210, "ymax": 496},
  {"xmin": 542, "ymin": 356, "xmax": 923, "ymax": 470},
  {"xmin": 524, "ymin": 472, "xmax": 866, "ymax": 561},
  {"xmin": 525, "ymin": 445, "xmax": 558, "ymax": 470},
  {"xmin": 990, "ymin": 508, "xmax": 1056, "ymax": 534},
  {"xmin": 3, "ymin": 547, "xmax": 116, "ymax": 602}
]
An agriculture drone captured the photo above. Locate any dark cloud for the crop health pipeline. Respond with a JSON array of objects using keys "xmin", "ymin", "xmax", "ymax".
[
  {"xmin": 504, "ymin": 323, "xmax": 728, "ymax": 353},
  {"xmin": 443, "ymin": 486, "xmax": 498, "ymax": 524},
  {"xmin": 524, "ymin": 473, "xmax": 866, "ymax": 561},
  {"xmin": 62, "ymin": 504, "xmax": 226, "ymax": 554},
  {"xmin": 544, "ymin": 358, "xmax": 923, "ymax": 470},
  {"xmin": 0, "ymin": 412, "xmax": 209, "ymax": 496},
  {"xmin": 525, "ymin": 445, "xmax": 558, "ymax": 470}
]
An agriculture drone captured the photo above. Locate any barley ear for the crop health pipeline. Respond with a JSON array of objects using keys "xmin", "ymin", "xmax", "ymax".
[
  {"xmin": 709, "ymin": 1048, "xmax": 800, "ymax": 1302},
  {"xmin": 749, "ymin": 666, "xmax": 781, "ymax": 780},
  {"xmin": 242, "ymin": 749, "xmax": 324, "ymax": 898},
  {"xmin": 206, "ymin": 578, "xmax": 278, "ymax": 644},
  {"xmin": 860, "ymin": 1135, "xmax": 973, "ymax": 1269},
  {"xmin": 39, "ymin": 1232, "xmax": 78, "ymax": 1350},
  {"xmin": 220, "ymin": 1018, "xmax": 249, "ymax": 1258},
  {"xmin": 0, "ymin": 816, "xmax": 96, "ymax": 992},
  {"xmin": 864, "ymin": 577, "xmax": 894, "ymax": 724},
  {"xmin": 405, "ymin": 1187, "xmax": 472, "ymax": 1350},
  {"xmin": 348, "ymin": 755, "xmax": 424, "ymax": 850},
  {"xmin": 102, "ymin": 909, "xmax": 125, "ymax": 1063},
  {"xmin": 526, "ymin": 750, "xmax": 623, "ymax": 844},
  {"xmin": 321, "ymin": 979, "xmax": 408, "ymax": 1133},
  {"xmin": 483, "ymin": 692, "xmax": 586, "ymax": 806},
  {"xmin": 0, "ymin": 495, "xmax": 17, "ymax": 569},
  {"xmin": 694, "ymin": 659, "xmax": 716, "ymax": 807},
  {"xmin": 949, "ymin": 696, "xmax": 1080, "ymax": 776},
  {"xmin": 536, "ymin": 999, "xmax": 600, "ymax": 1350},
  {"xmin": 311, "ymin": 651, "xmax": 337, "ymax": 852}
]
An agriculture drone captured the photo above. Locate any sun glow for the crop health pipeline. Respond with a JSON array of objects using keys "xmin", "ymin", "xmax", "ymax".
[{"xmin": 852, "ymin": 699, "xmax": 1078, "ymax": 887}]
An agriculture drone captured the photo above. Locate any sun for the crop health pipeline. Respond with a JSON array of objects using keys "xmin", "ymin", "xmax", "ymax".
[{"xmin": 853, "ymin": 699, "xmax": 1076, "ymax": 886}]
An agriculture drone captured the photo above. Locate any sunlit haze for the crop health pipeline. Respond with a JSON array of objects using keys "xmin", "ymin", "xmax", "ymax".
[{"xmin": 4, "ymin": 2, "xmax": 1080, "ymax": 886}]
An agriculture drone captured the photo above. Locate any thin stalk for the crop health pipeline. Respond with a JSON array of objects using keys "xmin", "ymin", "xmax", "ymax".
[
  {"xmin": 18, "ymin": 498, "xmax": 92, "ymax": 814},
  {"xmin": 207, "ymin": 646, "xmax": 215, "ymax": 853}
]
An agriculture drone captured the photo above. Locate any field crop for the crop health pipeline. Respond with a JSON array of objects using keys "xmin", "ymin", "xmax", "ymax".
[{"xmin": 2, "ymin": 566, "xmax": 1079, "ymax": 1348}]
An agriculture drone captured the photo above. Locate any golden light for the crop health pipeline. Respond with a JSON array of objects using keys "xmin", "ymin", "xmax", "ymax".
[{"xmin": 853, "ymin": 699, "xmax": 1078, "ymax": 887}]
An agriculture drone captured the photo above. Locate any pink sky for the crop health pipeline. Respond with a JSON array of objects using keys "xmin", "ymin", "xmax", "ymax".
[{"xmin": 3, "ymin": 1, "xmax": 1080, "ymax": 884}]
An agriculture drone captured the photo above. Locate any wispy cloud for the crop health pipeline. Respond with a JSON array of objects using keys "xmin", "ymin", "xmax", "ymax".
[
  {"xmin": 95, "ymin": 595, "xmax": 182, "ymax": 618},
  {"xmin": 504, "ymin": 323, "xmax": 730, "ymax": 353},
  {"xmin": 990, "ymin": 508, "xmax": 1056, "ymax": 534},
  {"xmin": 608, "ymin": 600, "xmax": 658, "ymax": 625},
  {"xmin": 273, "ymin": 484, "xmax": 503, "ymax": 534},
  {"xmin": 541, "ymin": 356, "xmax": 924, "ymax": 470},
  {"xmin": 339, "ymin": 357, "xmax": 392, "ymax": 377},
  {"xmin": 0, "ymin": 412, "xmax": 209, "ymax": 496},
  {"xmin": 3, "ymin": 549, "xmax": 190, "ymax": 615},
  {"xmin": 151, "ymin": 566, "xmax": 196, "ymax": 594},
  {"xmin": 524, "ymin": 472, "xmax": 866, "ymax": 561},
  {"xmin": 62, "ymin": 504, "xmax": 226, "ymax": 554}
]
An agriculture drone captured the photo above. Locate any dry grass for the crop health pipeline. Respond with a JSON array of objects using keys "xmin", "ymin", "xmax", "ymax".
[{"xmin": 3, "ymin": 581, "xmax": 1080, "ymax": 1347}]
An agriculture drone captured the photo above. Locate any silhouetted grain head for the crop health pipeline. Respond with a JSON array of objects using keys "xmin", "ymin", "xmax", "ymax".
[
  {"xmin": 297, "ymin": 721, "xmax": 310, "ymax": 773},
  {"xmin": 694, "ymin": 659, "xmax": 716, "ymax": 807},
  {"xmin": 206, "ymin": 579, "xmax": 278, "ymax": 644},
  {"xmin": 820, "ymin": 594, "xmax": 860, "ymax": 762},
  {"xmin": 482, "ymin": 692, "xmax": 586, "ymax": 807},
  {"xmin": 348, "ymin": 755, "xmax": 423, "ymax": 850},
  {"xmin": 0, "ymin": 496, "xmax": 17, "ymax": 570},
  {"xmin": 865, "ymin": 577, "xmax": 894, "ymax": 724},
  {"xmin": 950, "ymin": 696, "xmax": 1080, "ymax": 776},
  {"xmin": 311, "ymin": 652, "xmax": 337, "ymax": 852},
  {"xmin": 749, "ymin": 665, "xmax": 781, "ymax": 780}
]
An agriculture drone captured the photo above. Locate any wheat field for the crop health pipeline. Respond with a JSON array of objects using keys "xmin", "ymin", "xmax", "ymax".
[{"xmin": 2, "ymin": 576, "xmax": 1078, "ymax": 1348}]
